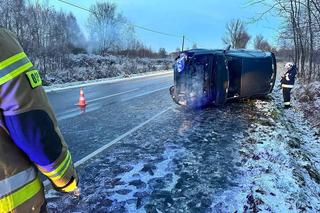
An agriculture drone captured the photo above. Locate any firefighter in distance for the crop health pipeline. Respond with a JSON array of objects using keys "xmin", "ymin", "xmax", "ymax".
[{"xmin": 281, "ymin": 62, "xmax": 297, "ymax": 108}]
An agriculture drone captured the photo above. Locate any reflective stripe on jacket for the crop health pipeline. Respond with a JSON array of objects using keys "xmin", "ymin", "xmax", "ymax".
[
  {"xmin": 0, "ymin": 27, "xmax": 78, "ymax": 212},
  {"xmin": 0, "ymin": 121, "xmax": 45, "ymax": 213},
  {"xmin": 0, "ymin": 168, "xmax": 43, "ymax": 212},
  {"xmin": 0, "ymin": 52, "xmax": 33, "ymax": 85}
]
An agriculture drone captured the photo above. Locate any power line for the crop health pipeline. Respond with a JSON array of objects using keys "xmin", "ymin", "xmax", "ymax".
[
  {"xmin": 56, "ymin": 0, "xmax": 182, "ymax": 39},
  {"xmin": 130, "ymin": 24, "xmax": 182, "ymax": 38},
  {"xmin": 55, "ymin": 0, "xmax": 205, "ymax": 51},
  {"xmin": 56, "ymin": 0, "xmax": 93, "ymax": 14}
]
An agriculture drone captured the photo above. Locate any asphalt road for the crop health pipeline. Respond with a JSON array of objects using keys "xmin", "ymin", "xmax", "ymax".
[
  {"xmin": 47, "ymin": 72, "xmax": 250, "ymax": 212},
  {"xmin": 47, "ymin": 73, "xmax": 174, "ymax": 162}
]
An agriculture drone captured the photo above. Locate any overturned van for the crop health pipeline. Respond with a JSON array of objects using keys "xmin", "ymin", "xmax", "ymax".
[{"xmin": 170, "ymin": 49, "xmax": 277, "ymax": 107}]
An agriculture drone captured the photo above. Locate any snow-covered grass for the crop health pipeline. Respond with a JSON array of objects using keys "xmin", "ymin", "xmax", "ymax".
[
  {"xmin": 43, "ymin": 54, "xmax": 173, "ymax": 86},
  {"xmin": 210, "ymin": 96, "xmax": 320, "ymax": 212},
  {"xmin": 44, "ymin": 70, "xmax": 172, "ymax": 92},
  {"xmin": 293, "ymin": 81, "xmax": 320, "ymax": 133}
]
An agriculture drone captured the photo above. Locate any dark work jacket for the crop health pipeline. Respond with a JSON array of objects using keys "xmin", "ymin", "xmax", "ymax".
[
  {"xmin": 281, "ymin": 66, "xmax": 297, "ymax": 88},
  {"xmin": 0, "ymin": 27, "xmax": 78, "ymax": 212}
]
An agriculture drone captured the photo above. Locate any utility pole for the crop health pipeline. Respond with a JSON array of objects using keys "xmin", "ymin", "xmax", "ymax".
[{"xmin": 181, "ymin": 35, "xmax": 185, "ymax": 52}]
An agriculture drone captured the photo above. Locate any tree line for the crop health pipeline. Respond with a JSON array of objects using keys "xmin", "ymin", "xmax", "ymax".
[
  {"xmin": 223, "ymin": 0, "xmax": 320, "ymax": 82},
  {"xmin": 0, "ymin": 0, "xmax": 169, "ymax": 78},
  {"xmin": 0, "ymin": 0, "xmax": 86, "ymax": 76},
  {"xmin": 222, "ymin": 18, "xmax": 276, "ymax": 52},
  {"xmin": 275, "ymin": 0, "xmax": 320, "ymax": 81}
]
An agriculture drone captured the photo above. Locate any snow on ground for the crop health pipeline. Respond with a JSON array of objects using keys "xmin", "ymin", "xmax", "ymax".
[
  {"xmin": 43, "ymin": 54, "xmax": 173, "ymax": 86},
  {"xmin": 44, "ymin": 70, "xmax": 172, "ymax": 92},
  {"xmin": 293, "ymin": 80, "xmax": 320, "ymax": 134},
  {"xmin": 210, "ymin": 94, "xmax": 320, "ymax": 212}
]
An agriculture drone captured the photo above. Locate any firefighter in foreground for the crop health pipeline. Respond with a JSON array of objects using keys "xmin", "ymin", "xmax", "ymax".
[
  {"xmin": 281, "ymin": 62, "xmax": 297, "ymax": 108},
  {"xmin": 0, "ymin": 27, "xmax": 78, "ymax": 212}
]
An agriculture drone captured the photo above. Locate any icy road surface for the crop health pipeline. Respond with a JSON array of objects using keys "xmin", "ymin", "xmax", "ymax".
[{"xmin": 46, "ymin": 73, "xmax": 320, "ymax": 212}]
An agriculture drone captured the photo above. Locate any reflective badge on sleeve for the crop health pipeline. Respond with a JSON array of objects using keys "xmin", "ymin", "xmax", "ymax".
[{"xmin": 26, "ymin": 70, "xmax": 42, "ymax": 88}]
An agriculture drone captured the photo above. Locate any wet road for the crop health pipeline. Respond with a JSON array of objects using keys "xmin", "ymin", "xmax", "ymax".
[
  {"xmin": 47, "ymin": 73, "xmax": 174, "ymax": 162},
  {"xmin": 46, "ymin": 72, "xmax": 320, "ymax": 212},
  {"xmin": 48, "ymin": 73, "xmax": 173, "ymax": 122}
]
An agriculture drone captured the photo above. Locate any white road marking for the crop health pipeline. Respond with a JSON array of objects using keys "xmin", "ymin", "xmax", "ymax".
[
  {"xmin": 43, "ymin": 106, "xmax": 172, "ymax": 187},
  {"xmin": 86, "ymin": 88, "xmax": 139, "ymax": 103}
]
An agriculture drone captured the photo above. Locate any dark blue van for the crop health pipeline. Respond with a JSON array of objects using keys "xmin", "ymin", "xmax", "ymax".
[{"xmin": 170, "ymin": 49, "xmax": 277, "ymax": 107}]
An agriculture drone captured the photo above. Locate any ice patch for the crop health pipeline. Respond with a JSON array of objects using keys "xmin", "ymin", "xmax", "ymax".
[{"xmin": 105, "ymin": 142, "xmax": 184, "ymax": 212}]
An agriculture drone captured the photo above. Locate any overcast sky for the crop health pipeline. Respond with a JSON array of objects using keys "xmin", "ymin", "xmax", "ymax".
[{"xmin": 42, "ymin": 0, "xmax": 282, "ymax": 52}]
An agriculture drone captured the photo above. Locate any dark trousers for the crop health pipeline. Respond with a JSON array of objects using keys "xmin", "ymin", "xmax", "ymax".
[{"xmin": 282, "ymin": 87, "xmax": 292, "ymax": 106}]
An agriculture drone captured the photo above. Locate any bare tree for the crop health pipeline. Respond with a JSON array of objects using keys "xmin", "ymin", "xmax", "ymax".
[
  {"xmin": 254, "ymin": 34, "xmax": 272, "ymax": 51},
  {"xmin": 0, "ymin": 0, "xmax": 169, "ymax": 84},
  {"xmin": 248, "ymin": 0, "xmax": 320, "ymax": 81},
  {"xmin": 88, "ymin": 2, "xmax": 130, "ymax": 55},
  {"xmin": 307, "ymin": 0, "xmax": 314, "ymax": 81},
  {"xmin": 0, "ymin": 0, "xmax": 86, "ymax": 83},
  {"xmin": 222, "ymin": 19, "xmax": 251, "ymax": 48},
  {"xmin": 158, "ymin": 48, "xmax": 167, "ymax": 58},
  {"xmin": 66, "ymin": 13, "xmax": 87, "ymax": 54}
]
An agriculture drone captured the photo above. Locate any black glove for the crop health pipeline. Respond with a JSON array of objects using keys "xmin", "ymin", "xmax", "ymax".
[{"xmin": 280, "ymin": 77, "xmax": 284, "ymax": 84}]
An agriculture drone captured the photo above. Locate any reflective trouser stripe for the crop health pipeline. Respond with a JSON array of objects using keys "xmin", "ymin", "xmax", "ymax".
[
  {"xmin": 40, "ymin": 151, "xmax": 71, "ymax": 180},
  {"xmin": 0, "ymin": 177, "xmax": 42, "ymax": 212},
  {"xmin": 0, "ymin": 52, "xmax": 33, "ymax": 85},
  {"xmin": 0, "ymin": 167, "xmax": 37, "ymax": 197},
  {"xmin": 282, "ymin": 84, "xmax": 294, "ymax": 88},
  {"xmin": 284, "ymin": 102, "xmax": 291, "ymax": 106}
]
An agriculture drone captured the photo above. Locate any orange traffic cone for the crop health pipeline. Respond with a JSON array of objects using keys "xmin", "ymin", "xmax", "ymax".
[{"xmin": 77, "ymin": 87, "xmax": 87, "ymax": 107}]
